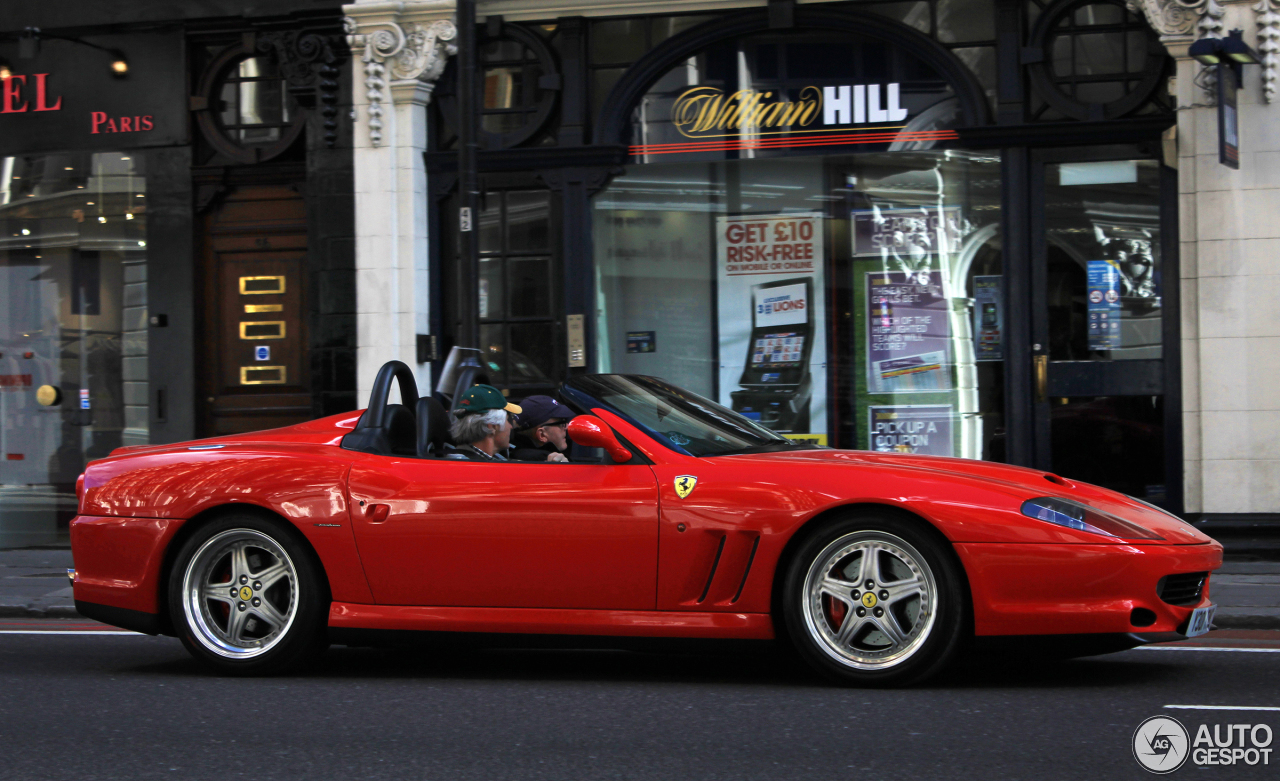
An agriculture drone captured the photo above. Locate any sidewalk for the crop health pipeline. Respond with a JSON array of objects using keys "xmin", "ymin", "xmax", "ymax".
[{"xmin": 2, "ymin": 546, "xmax": 1277, "ymax": 628}]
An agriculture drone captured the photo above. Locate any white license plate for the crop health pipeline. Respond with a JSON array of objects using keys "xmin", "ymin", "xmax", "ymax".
[{"xmin": 1186, "ymin": 603, "xmax": 1216, "ymax": 637}]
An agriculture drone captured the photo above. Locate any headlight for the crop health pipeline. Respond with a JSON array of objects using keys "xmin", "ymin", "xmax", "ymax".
[{"xmin": 1021, "ymin": 497, "xmax": 1164, "ymax": 540}]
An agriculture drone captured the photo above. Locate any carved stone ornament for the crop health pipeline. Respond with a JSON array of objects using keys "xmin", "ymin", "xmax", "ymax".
[
  {"xmin": 1256, "ymin": 0, "xmax": 1280, "ymax": 101},
  {"xmin": 344, "ymin": 17, "xmax": 458, "ymax": 146},
  {"xmin": 1126, "ymin": 0, "xmax": 1224, "ymax": 40},
  {"xmin": 255, "ymin": 31, "xmax": 347, "ymax": 147},
  {"xmin": 1127, "ymin": 0, "xmax": 1225, "ymax": 97}
]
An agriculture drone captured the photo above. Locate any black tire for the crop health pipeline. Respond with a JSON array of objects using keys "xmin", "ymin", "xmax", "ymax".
[
  {"xmin": 168, "ymin": 512, "xmax": 329, "ymax": 675},
  {"xmin": 781, "ymin": 512, "xmax": 967, "ymax": 687}
]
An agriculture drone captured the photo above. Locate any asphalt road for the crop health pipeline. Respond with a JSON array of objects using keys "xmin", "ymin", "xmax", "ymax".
[{"xmin": 0, "ymin": 627, "xmax": 1277, "ymax": 781}]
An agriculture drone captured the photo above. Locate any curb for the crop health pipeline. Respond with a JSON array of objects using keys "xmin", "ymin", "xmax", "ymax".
[
  {"xmin": 0, "ymin": 605, "xmax": 81, "ymax": 619},
  {"xmin": 1213, "ymin": 615, "xmax": 1280, "ymax": 630}
]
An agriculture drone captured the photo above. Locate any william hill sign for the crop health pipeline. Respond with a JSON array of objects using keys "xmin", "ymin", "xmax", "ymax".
[
  {"xmin": 628, "ymin": 32, "xmax": 960, "ymax": 161},
  {"xmin": 671, "ymin": 84, "xmax": 911, "ymax": 138}
]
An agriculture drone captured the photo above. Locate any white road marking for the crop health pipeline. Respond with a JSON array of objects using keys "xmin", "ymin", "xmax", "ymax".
[
  {"xmin": 1136, "ymin": 646, "xmax": 1280, "ymax": 653},
  {"xmin": 1165, "ymin": 705, "xmax": 1280, "ymax": 712},
  {"xmin": 0, "ymin": 630, "xmax": 140, "ymax": 635}
]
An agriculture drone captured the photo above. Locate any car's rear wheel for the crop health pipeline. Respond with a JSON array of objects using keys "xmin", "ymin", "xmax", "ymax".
[
  {"xmin": 169, "ymin": 513, "xmax": 328, "ymax": 675},
  {"xmin": 782, "ymin": 513, "xmax": 967, "ymax": 687}
]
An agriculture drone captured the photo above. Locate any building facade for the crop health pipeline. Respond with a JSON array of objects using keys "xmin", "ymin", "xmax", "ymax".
[
  {"xmin": 0, "ymin": 1, "xmax": 358, "ymax": 546},
  {"xmin": 1, "ymin": 0, "xmax": 1276, "ymax": 546},
  {"xmin": 347, "ymin": 0, "xmax": 1280, "ymax": 527}
]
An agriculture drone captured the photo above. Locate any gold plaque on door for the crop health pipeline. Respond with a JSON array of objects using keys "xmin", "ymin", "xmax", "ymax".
[
  {"xmin": 239, "ymin": 321, "xmax": 286, "ymax": 340},
  {"xmin": 240, "ymin": 366, "xmax": 287, "ymax": 385},
  {"xmin": 239, "ymin": 276, "xmax": 286, "ymax": 295},
  {"xmin": 244, "ymin": 304, "xmax": 283, "ymax": 313}
]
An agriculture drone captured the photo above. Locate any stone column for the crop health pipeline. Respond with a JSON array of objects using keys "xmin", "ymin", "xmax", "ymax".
[
  {"xmin": 344, "ymin": 0, "xmax": 457, "ymax": 403},
  {"xmin": 1132, "ymin": 0, "xmax": 1280, "ymax": 515}
]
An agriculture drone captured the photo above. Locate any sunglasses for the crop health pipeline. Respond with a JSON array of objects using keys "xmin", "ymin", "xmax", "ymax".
[{"xmin": 541, "ymin": 420, "xmax": 569, "ymax": 429}]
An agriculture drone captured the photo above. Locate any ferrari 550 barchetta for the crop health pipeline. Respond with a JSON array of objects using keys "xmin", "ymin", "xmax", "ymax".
[{"xmin": 69, "ymin": 361, "xmax": 1220, "ymax": 685}]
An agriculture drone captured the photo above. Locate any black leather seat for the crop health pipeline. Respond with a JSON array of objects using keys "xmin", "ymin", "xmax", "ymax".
[
  {"xmin": 416, "ymin": 396, "xmax": 454, "ymax": 457},
  {"xmin": 383, "ymin": 404, "xmax": 417, "ymax": 457}
]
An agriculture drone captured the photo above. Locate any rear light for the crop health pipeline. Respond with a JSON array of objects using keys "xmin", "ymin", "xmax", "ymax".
[
  {"xmin": 76, "ymin": 473, "xmax": 85, "ymax": 513},
  {"xmin": 1021, "ymin": 496, "xmax": 1164, "ymax": 540}
]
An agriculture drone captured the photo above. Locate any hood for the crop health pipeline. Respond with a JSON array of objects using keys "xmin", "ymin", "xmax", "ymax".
[{"xmin": 719, "ymin": 448, "xmax": 1211, "ymax": 545}]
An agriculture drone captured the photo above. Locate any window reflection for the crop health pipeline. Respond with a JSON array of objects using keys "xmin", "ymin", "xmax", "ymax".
[
  {"xmin": 0, "ymin": 152, "xmax": 148, "ymax": 546},
  {"xmin": 593, "ymin": 151, "xmax": 1005, "ymax": 459}
]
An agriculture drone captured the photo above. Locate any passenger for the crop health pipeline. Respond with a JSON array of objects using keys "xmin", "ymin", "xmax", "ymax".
[
  {"xmin": 447, "ymin": 384, "xmax": 522, "ymax": 462},
  {"xmin": 509, "ymin": 395, "xmax": 575, "ymax": 463}
]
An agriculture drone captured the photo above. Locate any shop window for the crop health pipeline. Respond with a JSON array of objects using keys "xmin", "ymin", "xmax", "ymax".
[
  {"xmin": 1025, "ymin": 0, "xmax": 1167, "ymax": 120},
  {"xmin": 593, "ymin": 152, "xmax": 1006, "ymax": 458},
  {"xmin": 475, "ymin": 190, "xmax": 557, "ymax": 390},
  {"xmin": 437, "ymin": 25, "xmax": 561, "ymax": 149},
  {"xmin": 193, "ymin": 43, "xmax": 306, "ymax": 163},
  {"xmin": 0, "ymin": 151, "xmax": 148, "ymax": 547},
  {"xmin": 588, "ymin": 13, "xmax": 716, "ymax": 118},
  {"xmin": 216, "ymin": 56, "xmax": 298, "ymax": 146}
]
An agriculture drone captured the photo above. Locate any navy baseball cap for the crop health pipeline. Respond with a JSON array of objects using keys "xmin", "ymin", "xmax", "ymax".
[{"xmin": 514, "ymin": 396, "xmax": 575, "ymax": 430}]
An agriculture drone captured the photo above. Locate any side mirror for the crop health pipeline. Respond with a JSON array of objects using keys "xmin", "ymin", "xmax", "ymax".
[{"xmin": 568, "ymin": 415, "xmax": 632, "ymax": 463}]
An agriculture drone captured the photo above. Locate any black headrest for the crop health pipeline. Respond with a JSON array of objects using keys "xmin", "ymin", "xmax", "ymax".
[
  {"xmin": 416, "ymin": 396, "xmax": 454, "ymax": 457},
  {"xmin": 383, "ymin": 404, "xmax": 417, "ymax": 457}
]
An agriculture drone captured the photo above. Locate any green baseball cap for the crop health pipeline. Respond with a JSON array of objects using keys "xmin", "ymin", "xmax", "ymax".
[{"xmin": 456, "ymin": 384, "xmax": 522, "ymax": 415}]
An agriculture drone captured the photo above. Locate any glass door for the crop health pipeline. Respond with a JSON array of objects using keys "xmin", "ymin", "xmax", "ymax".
[{"xmin": 1029, "ymin": 149, "xmax": 1179, "ymax": 509}]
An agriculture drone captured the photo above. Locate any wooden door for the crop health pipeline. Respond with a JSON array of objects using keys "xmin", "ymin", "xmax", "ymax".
[{"xmin": 199, "ymin": 185, "xmax": 311, "ymax": 436}]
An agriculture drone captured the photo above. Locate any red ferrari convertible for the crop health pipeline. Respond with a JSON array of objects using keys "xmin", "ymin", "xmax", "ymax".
[{"xmin": 69, "ymin": 362, "xmax": 1221, "ymax": 685}]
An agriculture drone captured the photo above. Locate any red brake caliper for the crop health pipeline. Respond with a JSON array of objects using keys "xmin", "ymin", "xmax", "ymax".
[{"xmin": 827, "ymin": 595, "xmax": 848, "ymax": 633}]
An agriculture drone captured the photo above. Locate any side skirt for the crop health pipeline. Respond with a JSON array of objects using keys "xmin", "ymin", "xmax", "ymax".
[
  {"xmin": 329, "ymin": 603, "xmax": 776, "ymax": 640},
  {"xmin": 75, "ymin": 600, "xmax": 168, "ymax": 636}
]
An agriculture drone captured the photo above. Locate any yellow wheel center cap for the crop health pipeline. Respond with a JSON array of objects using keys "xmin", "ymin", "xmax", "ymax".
[
  {"xmin": 239, "ymin": 586, "xmax": 253, "ymax": 601},
  {"xmin": 861, "ymin": 592, "xmax": 878, "ymax": 608}
]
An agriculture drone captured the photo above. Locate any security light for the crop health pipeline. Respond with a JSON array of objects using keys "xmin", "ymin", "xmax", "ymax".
[
  {"xmin": 1223, "ymin": 31, "xmax": 1261, "ymax": 64},
  {"xmin": 1188, "ymin": 37, "xmax": 1220, "ymax": 66},
  {"xmin": 1190, "ymin": 30, "xmax": 1260, "ymax": 67}
]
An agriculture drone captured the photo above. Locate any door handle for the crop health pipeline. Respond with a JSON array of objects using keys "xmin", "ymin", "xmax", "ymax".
[
  {"xmin": 365, "ymin": 503, "xmax": 390, "ymax": 522},
  {"xmin": 1034, "ymin": 354, "xmax": 1048, "ymax": 403}
]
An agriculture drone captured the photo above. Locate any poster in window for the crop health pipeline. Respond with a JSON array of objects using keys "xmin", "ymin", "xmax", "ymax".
[
  {"xmin": 1087, "ymin": 260, "xmax": 1122, "ymax": 350},
  {"xmin": 972, "ymin": 275, "xmax": 1003, "ymax": 362},
  {"xmin": 866, "ymin": 271, "xmax": 952, "ymax": 393},
  {"xmin": 715, "ymin": 213, "xmax": 827, "ymax": 444},
  {"xmin": 868, "ymin": 405, "xmax": 954, "ymax": 457}
]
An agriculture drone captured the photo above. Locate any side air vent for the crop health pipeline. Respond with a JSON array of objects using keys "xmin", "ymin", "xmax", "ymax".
[
  {"xmin": 687, "ymin": 532, "xmax": 762, "ymax": 607},
  {"xmin": 697, "ymin": 536, "xmax": 727, "ymax": 604},
  {"xmin": 1158, "ymin": 572, "xmax": 1208, "ymax": 606}
]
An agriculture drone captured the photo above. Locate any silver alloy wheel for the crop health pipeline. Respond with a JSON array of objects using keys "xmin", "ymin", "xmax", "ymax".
[
  {"xmin": 801, "ymin": 531, "xmax": 939, "ymax": 670},
  {"xmin": 181, "ymin": 528, "xmax": 299, "ymax": 659}
]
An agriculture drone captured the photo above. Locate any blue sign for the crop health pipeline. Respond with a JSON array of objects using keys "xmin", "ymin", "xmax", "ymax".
[
  {"xmin": 254, "ymin": 345, "xmax": 271, "ymax": 361},
  {"xmin": 1087, "ymin": 260, "xmax": 1122, "ymax": 350}
]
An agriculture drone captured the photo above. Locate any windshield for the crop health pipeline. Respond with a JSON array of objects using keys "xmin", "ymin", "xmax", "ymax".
[{"xmin": 561, "ymin": 375, "xmax": 811, "ymax": 457}]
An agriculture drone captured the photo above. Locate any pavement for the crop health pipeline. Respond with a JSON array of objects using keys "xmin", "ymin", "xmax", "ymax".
[{"xmin": 2, "ymin": 545, "xmax": 1278, "ymax": 628}]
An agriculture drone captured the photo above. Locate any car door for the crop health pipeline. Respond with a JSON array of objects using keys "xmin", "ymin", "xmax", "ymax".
[{"xmin": 347, "ymin": 456, "xmax": 660, "ymax": 609}]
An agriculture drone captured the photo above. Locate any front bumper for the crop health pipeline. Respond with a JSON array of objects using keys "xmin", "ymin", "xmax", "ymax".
[{"xmin": 956, "ymin": 541, "xmax": 1223, "ymax": 637}]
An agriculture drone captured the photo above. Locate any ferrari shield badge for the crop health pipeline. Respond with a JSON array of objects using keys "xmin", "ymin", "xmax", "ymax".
[{"xmin": 674, "ymin": 475, "xmax": 698, "ymax": 499}]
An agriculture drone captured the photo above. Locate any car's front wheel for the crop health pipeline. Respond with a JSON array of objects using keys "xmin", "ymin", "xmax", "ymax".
[
  {"xmin": 168, "ymin": 514, "xmax": 328, "ymax": 675},
  {"xmin": 782, "ymin": 513, "xmax": 967, "ymax": 687}
]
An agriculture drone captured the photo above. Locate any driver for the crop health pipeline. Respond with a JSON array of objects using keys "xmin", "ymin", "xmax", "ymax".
[
  {"xmin": 510, "ymin": 396, "xmax": 575, "ymax": 463},
  {"xmin": 448, "ymin": 385, "xmax": 522, "ymax": 462}
]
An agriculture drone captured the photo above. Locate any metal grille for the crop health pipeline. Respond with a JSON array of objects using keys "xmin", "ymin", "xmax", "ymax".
[{"xmin": 1158, "ymin": 572, "xmax": 1208, "ymax": 606}]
